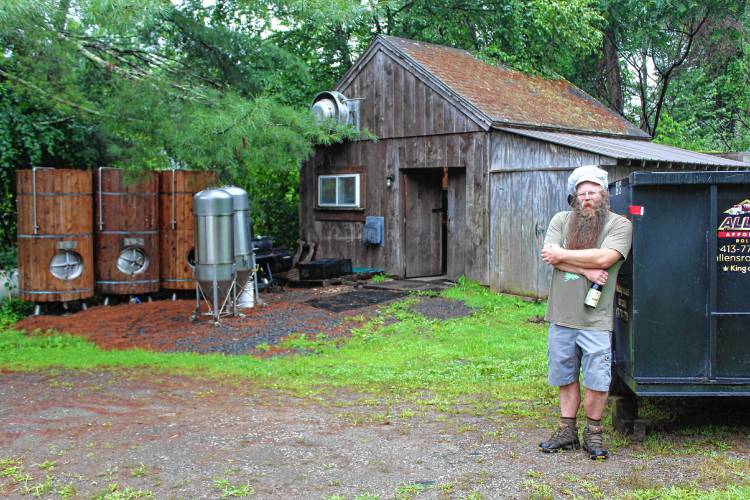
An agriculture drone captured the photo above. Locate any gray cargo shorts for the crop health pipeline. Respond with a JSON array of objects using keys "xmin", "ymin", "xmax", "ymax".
[{"xmin": 547, "ymin": 323, "xmax": 612, "ymax": 392}]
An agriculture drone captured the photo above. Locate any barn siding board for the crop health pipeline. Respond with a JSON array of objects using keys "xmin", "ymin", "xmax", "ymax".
[
  {"xmin": 425, "ymin": 88, "xmax": 434, "ymax": 137},
  {"xmin": 383, "ymin": 56, "xmax": 395, "ymax": 138},
  {"xmin": 405, "ymin": 65, "xmax": 417, "ymax": 137},
  {"xmin": 372, "ymin": 52, "xmax": 385, "ymax": 137},
  {"xmin": 385, "ymin": 142, "xmax": 402, "ymax": 273},
  {"xmin": 462, "ymin": 133, "xmax": 490, "ymax": 284},
  {"xmin": 447, "ymin": 169, "xmax": 467, "ymax": 279},
  {"xmin": 414, "ymin": 74, "xmax": 426, "ymax": 137},
  {"xmin": 394, "ymin": 61, "xmax": 404, "ymax": 137},
  {"xmin": 432, "ymin": 92, "xmax": 444, "ymax": 135},
  {"xmin": 299, "ymin": 155, "xmax": 314, "ymax": 242}
]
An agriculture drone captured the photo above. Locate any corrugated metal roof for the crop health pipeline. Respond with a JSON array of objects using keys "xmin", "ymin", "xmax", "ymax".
[
  {"xmin": 498, "ymin": 127, "xmax": 750, "ymax": 167},
  {"xmin": 380, "ymin": 36, "xmax": 648, "ymax": 139}
]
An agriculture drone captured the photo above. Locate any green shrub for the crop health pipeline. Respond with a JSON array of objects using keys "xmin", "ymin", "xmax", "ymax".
[
  {"xmin": 0, "ymin": 246, "xmax": 16, "ymax": 270},
  {"xmin": 0, "ymin": 297, "xmax": 33, "ymax": 328}
]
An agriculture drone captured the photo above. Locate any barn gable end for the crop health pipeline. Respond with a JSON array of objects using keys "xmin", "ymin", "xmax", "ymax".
[{"xmin": 336, "ymin": 42, "xmax": 487, "ymax": 140}]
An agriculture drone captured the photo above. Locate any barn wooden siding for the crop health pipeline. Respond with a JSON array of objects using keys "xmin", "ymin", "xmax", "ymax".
[
  {"xmin": 301, "ymin": 131, "xmax": 490, "ymax": 283},
  {"xmin": 489, "ymin": 131, "xmax": 636, "ymax": 297},
  {"xmin": 338, "ymin": 48, "xmax": 485, "ymax": 139}
]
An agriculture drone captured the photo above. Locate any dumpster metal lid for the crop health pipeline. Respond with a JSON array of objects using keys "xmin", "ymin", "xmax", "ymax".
[{"xmin": 625, "ymin": 171, "xmax": 750, "ymax": 186}]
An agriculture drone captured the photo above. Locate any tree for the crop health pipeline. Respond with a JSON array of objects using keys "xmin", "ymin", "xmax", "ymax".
[
  {"xmin": 0, "ymin": 0, "xmax": 356, "ymax": 248},
  {"xmin": 263, "ymin": 0, "xmax": 605, "ymax": 81},
  {"xmin": 572, "ymin": 0, "xmax": 750, "ymax": 142}
]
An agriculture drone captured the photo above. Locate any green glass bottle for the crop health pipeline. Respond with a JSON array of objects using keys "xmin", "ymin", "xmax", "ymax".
[{"xmin": 584, "ymin": 282, "xmax": 602, "ymax": 308}]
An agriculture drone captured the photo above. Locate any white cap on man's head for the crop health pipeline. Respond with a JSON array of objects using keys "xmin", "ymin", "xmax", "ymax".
[{"xmin": 567, "ymin": 165, "xmax": 608, "ymax": 194}]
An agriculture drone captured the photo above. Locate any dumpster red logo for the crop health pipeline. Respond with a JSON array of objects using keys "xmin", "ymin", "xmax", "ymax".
[{"xmin": 718, "ymin": 199, "xmax": 750, "ymax": 238}]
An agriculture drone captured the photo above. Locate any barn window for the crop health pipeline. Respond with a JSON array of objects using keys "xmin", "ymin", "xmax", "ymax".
[{"xmin": 317, "ymin": 174, "xmax": 360, "ymax": 208}]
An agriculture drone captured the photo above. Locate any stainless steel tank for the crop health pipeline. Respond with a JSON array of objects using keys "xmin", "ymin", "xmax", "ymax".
[
  {"xmin": 221, "ymin": 186, "xmax": 252, "ymax": 272},
  {"xmin": 193, "ymin": 189, "xmax": 235, "ymax": 320},
  {"xmin": 221, "ymin": 186, "xmax": 256, "ymax": 308}
]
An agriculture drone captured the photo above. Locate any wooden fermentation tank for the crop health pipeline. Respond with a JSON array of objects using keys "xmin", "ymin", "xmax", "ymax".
[
  {"xmin": 94, "ymin": 168, "xmax": 160, "ymax": 295},
  {"xmin": 159, "ymin": 169, "xmax": 217, "ymax": 290},
  {"xmin": 16, "ymin": 168, "xmax": 95, "ymax": 302}
]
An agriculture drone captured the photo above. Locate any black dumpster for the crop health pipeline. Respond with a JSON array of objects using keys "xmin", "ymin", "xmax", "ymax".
[
  {"xmin": 611, "ymin": 171, "xmax": 750, "ymax": 394},
  {"xmin": 608, "ymin": 171, "xmax": 750, "ymax": 431},
  {"xmin": 609, "ymin": 171, "xmax": 750, "ymax": 437}
]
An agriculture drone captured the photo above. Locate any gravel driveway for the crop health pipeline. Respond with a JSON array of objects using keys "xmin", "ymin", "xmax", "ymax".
[{"xmin": 3, "ymin": 369, "xmax": 749, "ymax": 499}]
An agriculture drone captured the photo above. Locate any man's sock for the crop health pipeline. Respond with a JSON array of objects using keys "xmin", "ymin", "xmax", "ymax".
[
  {"xmin": 586, "ymin": 417, "xmax": 601, "ymax": 428},
  {"xmin": 560, "ymin": 416, "xmax": 577, "ymax": 428}
]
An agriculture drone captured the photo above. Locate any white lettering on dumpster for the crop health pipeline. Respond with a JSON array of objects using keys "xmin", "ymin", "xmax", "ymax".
[{"xmin": 718, "ymin": 198, "xmax": 750, "ymax": 274}]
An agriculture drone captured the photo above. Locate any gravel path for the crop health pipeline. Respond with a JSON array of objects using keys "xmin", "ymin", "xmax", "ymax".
[{"xmin": 2, "ymin": 370, "xmax": 749, "ymax": 499}]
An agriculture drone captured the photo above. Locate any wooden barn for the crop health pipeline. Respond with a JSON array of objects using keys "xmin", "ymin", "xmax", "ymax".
[{"xmin": 300, "ymin": 35, "xmax": 748, "ymax": 297}]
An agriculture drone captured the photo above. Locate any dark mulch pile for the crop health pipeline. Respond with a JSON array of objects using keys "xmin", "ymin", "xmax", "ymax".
[
  {"xmin": 15, "ymin": 286, "xmax": 406, "ymax": 356},
  {"xmin": 410, "ymin": 296, "xmax": 476, "ymax": 320},
  {"xmin": 305, "ymin": 289, "xmax": 407, "ymax": 313}
]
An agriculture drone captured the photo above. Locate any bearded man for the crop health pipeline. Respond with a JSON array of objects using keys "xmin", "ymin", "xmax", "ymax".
[{"xmin": 538, "ymin": 165, "xmax": 632, "ymax": 460}]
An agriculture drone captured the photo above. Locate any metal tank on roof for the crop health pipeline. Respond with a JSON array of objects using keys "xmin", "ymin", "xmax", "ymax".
[{"xmin": 192, "ymin": 188, "xmax": 235, "ymax": 322}]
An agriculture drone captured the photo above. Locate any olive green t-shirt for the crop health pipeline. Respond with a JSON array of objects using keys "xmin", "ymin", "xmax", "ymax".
[{"xmin": 543, "ymin": 210, "xmax": 632, "ymax": 331}]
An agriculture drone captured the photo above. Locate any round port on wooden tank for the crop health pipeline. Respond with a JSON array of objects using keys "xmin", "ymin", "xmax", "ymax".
[
  {"xmin": 16, "ymin": 168, "xmax": 94, "ymax": 302},
  {"xmin": 159, "ymin": 169, "xmax": 218, "ymax": 290},
  {"xmin": 94, "ymin": 168, "xmax": 160, "ymax": 295}
]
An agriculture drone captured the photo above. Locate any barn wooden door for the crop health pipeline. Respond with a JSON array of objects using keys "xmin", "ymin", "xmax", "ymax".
[{"xmin": 403, "ymin": 170, "xmax": 443, "ymax": 277}]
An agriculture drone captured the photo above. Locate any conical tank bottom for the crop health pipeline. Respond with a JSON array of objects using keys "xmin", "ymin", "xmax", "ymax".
[
  {"xmin": 195, "ymin": 263, "xmax": 235, "ymax": 314},
  {"xmin": 197, "ymin": 278, "xmax": 234, "ymax": 312}
]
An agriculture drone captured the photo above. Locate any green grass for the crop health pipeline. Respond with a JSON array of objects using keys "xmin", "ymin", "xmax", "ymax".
[
  {"xmin": 369, "ymin": 273, "xmax": 391, "ymax": 283},
  {"xmin": 0, "ymin": 279, "xmax": 552, "ymax": 407},
  {"xmin": 622, "ymin": 486, "xmax": 750, "ymax": 499}
]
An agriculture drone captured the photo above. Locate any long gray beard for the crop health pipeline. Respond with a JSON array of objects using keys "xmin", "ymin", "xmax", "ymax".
[{"xmin": 566, "ymin": 199, "xmax": 609, "ymax": 250}]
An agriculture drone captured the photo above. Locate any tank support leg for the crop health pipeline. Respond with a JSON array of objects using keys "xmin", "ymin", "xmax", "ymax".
[
  {"xmin": 190, "ymin": 284, "xmax": 200, "ymax": 321},
  {"xmin": 34, "ymin": 304, "xmax": 41, "ymax": 316},
  {"xmin": 611, "ymin": 395, "xmax": 646, "ymax": 442},
  {"xmin": 232, "ymin": 280, "xmax": 238, "ymax": 317},
  {"xmin": 172, "ymin": 292, "xmax": 177, "ymax": 302},
  {"xmin": 82, "ymin": 302, "xmax": 87, "ymax": 311},
  {"xmin": 212, "ymin": 279, "xmax": 219, "ymax": 323},
  {"xmin": 104, "ymin": 297, "xmax": 110, "ymax": 306}
]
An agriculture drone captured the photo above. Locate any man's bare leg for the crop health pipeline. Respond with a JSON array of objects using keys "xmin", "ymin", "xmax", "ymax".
[
  {"xmin": 560, "ymin": 381, "xmax": 581, "ymax": 417},
  {"xmin": 583, "ymin": 388, "xmax": 608, "ymax": 420}
]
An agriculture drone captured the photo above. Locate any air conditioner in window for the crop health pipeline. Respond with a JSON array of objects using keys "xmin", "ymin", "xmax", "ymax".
[{"xmin": 311, "ymin": 91, "xmax": 361, "ymax": 131}]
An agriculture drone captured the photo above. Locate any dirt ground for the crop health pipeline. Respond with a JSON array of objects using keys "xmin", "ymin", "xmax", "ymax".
[
  {"xmin": 3, "ymin": 369, "xmax": 750, "ymax": 499},
  {"xmin": 4, "ymin": 287, "xmax": 750, "ymax": 498},
  {"xmin": 15, "ymin": 286, "xmax": 408, "ymax": 355}
]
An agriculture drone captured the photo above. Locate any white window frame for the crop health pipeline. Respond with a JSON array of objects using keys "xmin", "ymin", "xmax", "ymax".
[{"xmin": 317, "ymin": 174, "xmax": 361, "ymax": 208}]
